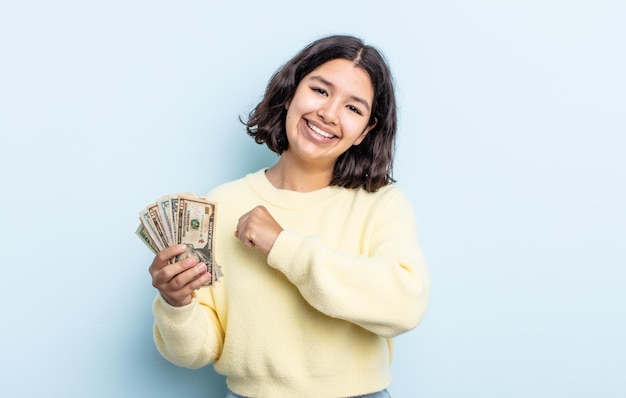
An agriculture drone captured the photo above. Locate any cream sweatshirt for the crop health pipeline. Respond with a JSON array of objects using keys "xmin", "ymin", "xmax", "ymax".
[{"xmin": 153, "ymin": 169, "xmax": 429, "ymax": 398}]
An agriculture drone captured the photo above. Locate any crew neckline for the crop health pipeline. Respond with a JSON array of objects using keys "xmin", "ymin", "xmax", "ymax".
[{"xmin": 245, "ymin": 169, "xmax": 343, "ymax": 210}]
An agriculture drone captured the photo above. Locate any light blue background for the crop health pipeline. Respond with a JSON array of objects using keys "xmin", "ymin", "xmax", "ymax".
[{"xmin": 1, "ymin": 1, "xmax": 624, "ymax": 397}]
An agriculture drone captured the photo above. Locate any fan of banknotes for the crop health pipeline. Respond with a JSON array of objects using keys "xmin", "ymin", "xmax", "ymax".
[{"xmin": 136, "ymin": 194, "xmax": 222, "ymax": 286}]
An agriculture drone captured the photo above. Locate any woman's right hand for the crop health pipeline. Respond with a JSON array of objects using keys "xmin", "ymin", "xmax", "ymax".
[{"xmin": 149, "ymin": 244, "xmax": 212, "ymax": 307}]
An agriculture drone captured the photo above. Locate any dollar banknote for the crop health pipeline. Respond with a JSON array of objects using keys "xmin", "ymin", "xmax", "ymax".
[
  {"xmin": 136, "ymin": 194, "xmax": 222, "ymax": 286},
  {"xmin": 135, "ymin": 224, "xmax": 159, "ymax": 254}
]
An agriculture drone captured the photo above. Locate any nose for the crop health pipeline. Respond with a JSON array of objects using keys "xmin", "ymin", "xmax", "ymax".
[{"xmin": 317, "ymin": 101, "xmax": 339, "ymax": 125}]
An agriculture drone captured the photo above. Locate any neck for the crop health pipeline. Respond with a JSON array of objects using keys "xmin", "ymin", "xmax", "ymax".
[{"xmin": 266, "ymin": 155, "xmax": 334, "ymax": 192}]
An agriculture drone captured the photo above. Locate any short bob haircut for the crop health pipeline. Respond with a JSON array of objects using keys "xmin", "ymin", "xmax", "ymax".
[{"xmin": 244, "ymin": 34, "xmax": 397, "ymax": 192}]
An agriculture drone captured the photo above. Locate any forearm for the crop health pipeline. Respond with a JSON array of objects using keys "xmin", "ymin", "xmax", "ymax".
[{"xmin": 268, "ymin": 229, "xmax": 429, "ymax": 338}]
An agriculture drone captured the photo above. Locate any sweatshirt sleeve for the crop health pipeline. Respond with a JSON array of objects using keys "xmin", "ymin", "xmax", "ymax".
[
  {"xmin": 266, "ymin": 188, "xmax": 430, "ymax": 338},
  {"xmin": 152, "ymin": 288, "xmax": 224, "ymax": 369}
]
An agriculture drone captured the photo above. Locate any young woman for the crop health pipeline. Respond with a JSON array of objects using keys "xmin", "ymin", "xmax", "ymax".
[{"xmin": 149, "ymin": 34, "xmax": 430, "ymax": 398}]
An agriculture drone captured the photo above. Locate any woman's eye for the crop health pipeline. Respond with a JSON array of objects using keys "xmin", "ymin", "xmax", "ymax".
[
  {"xmin": 347, "ymin": 105, "xmax": 362, "ymax": 115},
  {"xmin": 312, "ymin": 87, "xmax": 327, "ymax": 96}
]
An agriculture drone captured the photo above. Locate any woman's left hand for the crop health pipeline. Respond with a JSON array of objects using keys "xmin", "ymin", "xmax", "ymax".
[{"xmin": 235, "ymin": 205, "xmax": 283, "ymax": 253}]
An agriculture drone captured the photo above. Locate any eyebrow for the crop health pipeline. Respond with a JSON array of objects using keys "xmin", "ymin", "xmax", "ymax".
[{"xmin": 308, "ymin": 75, "xmax": 372, "ymax": 112}]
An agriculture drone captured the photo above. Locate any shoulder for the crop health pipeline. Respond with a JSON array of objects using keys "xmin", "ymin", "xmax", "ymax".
[
  {"xmin": 356, "ymin": 183, "xmax": 413, "ymax": 209},
  {"xmin": 363, "ymin": 184, "xmax": 418, "ymax": 225},
  {"xmin": 337, "ymin": 183, "xmax": 416, "ymax": 224}
]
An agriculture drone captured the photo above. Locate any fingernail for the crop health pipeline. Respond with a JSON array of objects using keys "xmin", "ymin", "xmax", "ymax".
[{"xmin": 184, "ymin": 257, "xmax": 195, "ymax": 266}]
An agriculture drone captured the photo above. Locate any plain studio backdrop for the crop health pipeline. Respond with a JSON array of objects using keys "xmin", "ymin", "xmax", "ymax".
[{"xmin": 1, "ymin": 1, "xmax": 624, "ymax": 397}]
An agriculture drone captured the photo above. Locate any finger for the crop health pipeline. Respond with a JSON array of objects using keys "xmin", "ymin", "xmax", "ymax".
[
  {"xmin": 160, "ymin": 266, "xmax": 213, "ymax": 307},
  {"xmin": 149, "ymin": 244, "xmax": 187, "ymax": 273},
  {"xmin": 187, "ymin": 266, "xmax": 213, "ymax": 290},
  {"xmin": 152, "ymin": 256, "xmax": 198, "ymax": 285},
  {"xmin": 235, "ymin": 215, "xmax": 249, "ymax": 243},
  {"xmin": 166, "ymin": 262, "xmax": 209, "ymax": 291},
  {"xmin": 155, "ymin": 261, "xmax": 209, "ymax": 300},
  {"xmin": 237, "ymin": 227, "xmax": 256, "ymax": 248},
  {"xmin": 236, "ymin": 212, "xmax": 250, "ymax": 234},
  {"xmin": 161, "ymin": 263, "xmax": 211, "ymax": 301},
  {"xmin": 159, "ymin": 263, "xmax": 211, "ymax": 307}
]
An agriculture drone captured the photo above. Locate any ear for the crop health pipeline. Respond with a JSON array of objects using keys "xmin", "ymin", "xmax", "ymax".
[
  {"xmin": 284, "ymin": 100, "xmax": 291, "ymax": 110},
  {"xmin": 353, "ymin": 118, "xmax": 377, "ymax": 146}
]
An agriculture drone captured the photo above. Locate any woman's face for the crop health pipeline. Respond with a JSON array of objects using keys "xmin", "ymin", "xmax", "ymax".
[{"xmin": 283, "ymin": 58, "xmax": 376, "ymax": 169}]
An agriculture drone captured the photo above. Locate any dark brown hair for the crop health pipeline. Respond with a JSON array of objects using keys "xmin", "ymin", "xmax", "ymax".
[{"xmin": 245, "ymin": 34, "xmax": 397, "ymax": 192}]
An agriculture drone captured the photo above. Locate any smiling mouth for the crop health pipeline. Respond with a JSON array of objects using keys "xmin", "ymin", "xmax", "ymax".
[{"xmin": 306, "ymin": 120, "xmax": 335, "ymax": 139}]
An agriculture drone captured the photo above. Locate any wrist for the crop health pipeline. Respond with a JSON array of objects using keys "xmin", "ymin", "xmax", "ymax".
[{"xmin": 160, "ymin": 293, "xmax": 192, "ymax": 307}]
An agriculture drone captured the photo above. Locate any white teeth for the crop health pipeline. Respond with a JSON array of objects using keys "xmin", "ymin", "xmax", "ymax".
[{"xmin": 306, "ymin": 121, "xmax": 334, "ymax": 138}]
